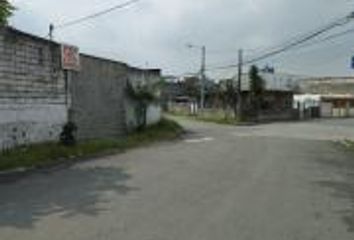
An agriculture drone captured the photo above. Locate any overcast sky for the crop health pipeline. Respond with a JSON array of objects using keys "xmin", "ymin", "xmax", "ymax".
[{"xmin": 9, "ymin": 0, "xmax": 354, "ymax": 79}]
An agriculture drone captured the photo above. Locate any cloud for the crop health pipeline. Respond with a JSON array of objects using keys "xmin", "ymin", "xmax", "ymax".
[{"xmin": 8, "ymin": 0, "xmax": 354, "ymax": 78}]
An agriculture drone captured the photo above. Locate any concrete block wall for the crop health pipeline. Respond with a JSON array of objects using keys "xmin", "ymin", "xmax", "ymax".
[
  {"xmin": 0, "ymin": 27, "xmax": 67, "ymax": 150},
  {"xmin": 70, "ymin": 55, "xmax": 128, "ymax": 140},
  {"xmin": 0, "ymin": 26, "xmax": 162, "ymax": 148},
  {"xmin": 71, "ymin": 56, "xmax": 162, "ymax": 139}
]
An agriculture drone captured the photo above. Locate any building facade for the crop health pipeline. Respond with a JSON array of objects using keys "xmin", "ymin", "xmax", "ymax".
[
  {"xmin": 296, "ymin": 77, "xmax": 354, "ymax": 118},
  {"xmin": 239, "ymin": 72, "xmax": 297, "ymax": 121}
]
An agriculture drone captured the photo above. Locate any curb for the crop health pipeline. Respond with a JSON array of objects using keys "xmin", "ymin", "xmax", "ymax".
[
  {"xmin": 0, "ymin": 133, "xmax": 185, "ymax": 184},
  {"xmin": 235, "ymin": 122, "xmax": 258, "ymax": 127},
  {"xmin": 0, "ymin": 167, "xmax": 34, "ymax": 183},
  {"xmin": 0, "ymin": 151, "xmax": 120, "ymax": 184},
  {"xmin": 0, "ymin": 151, "xmax": 123, "ymax": 184}
]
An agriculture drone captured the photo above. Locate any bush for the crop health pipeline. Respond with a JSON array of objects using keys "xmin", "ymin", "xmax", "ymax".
[{"xmin": 59, "ymin": 122, "xmax": 78, "ymax": 146}]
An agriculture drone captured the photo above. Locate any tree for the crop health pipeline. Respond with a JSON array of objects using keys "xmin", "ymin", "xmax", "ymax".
[
  {"xmin": 183, "ymin": 76, "xmax": 200, "ymax": 100},
  {"xmin": 249, "ymin": 65, "xmax": 265, "ymax": 119},
  {"xmin": 213, "ymin": 79, "xmax": 237, "ymax": 120},
  {"xmin": 126, "ymin": 80, "xmax": 161, "ymax": 130},
  {"xmin": 0, "ymin": 0, "xmax": 15, "ymax": 26}
]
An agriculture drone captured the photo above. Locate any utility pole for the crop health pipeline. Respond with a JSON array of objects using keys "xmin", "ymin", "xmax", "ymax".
[
  {"xmin": 200, "ymin": 46, "xmax": 206, "ymax": 111},
  {"xmin": 187, "ymin": 43, "xmax": 206, "ymax": 111},
  {"xmin": 49, "ymin": 24, "xmax": 54, "ymax": 41},
  {"xmin": 236, "ymin": 49, "xmax": 243, "ymax": 119}
]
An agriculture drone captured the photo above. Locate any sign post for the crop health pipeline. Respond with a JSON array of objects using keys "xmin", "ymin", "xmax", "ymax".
[
  {"xmin": 61, "ymin": 44, "xmax": 80, "ymax": 71},
  {"xmin": 61, "ymin": 44, "xmax": 80, "ymax": 122}
]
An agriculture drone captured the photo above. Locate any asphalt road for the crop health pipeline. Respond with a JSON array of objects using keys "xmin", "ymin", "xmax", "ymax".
[{"xmin": 1, "ymin": 118, "xmax": 354, "ymax": 240}]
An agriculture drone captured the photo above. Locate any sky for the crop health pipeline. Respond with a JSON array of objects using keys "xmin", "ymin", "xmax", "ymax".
[{"xmin": 8, "ymin": 0, "xmax": 354, "ymax": 79}]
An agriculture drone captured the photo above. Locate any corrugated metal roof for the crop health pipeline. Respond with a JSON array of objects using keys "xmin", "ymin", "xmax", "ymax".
[{"xmin": 239, "ymin": 72, "xmax": 299, "ymax": 92}]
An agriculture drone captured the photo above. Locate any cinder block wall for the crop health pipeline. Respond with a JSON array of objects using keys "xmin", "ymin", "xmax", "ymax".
[
  {"xmin": 71, "ymin": 56, "xmax": 162, "ymax": 138},
  {"xmin": 0, "ymin": 27, "xmax": 67, "ymax": 150},
  {"xmin": 70, "ymin": 55, "xmax": 128, "ymax": 140},
  {"xmin": 0, "ymin": 27, "xmax": 162, "ymax": 148}
]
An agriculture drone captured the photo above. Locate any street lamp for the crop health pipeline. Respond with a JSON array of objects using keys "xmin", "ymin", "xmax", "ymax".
[{"xmin": 186, "ymin": 43, "xmax": 206, "ymax": 110}]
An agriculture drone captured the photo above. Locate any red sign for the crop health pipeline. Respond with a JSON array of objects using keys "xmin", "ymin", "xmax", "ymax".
[{"xmin": 61, "ymin": 44, "xmax": 80, "ymax": 71}]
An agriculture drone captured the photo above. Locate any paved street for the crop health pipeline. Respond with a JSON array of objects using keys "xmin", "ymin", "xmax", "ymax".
[{"xmin": 1, "ymin": 118, "xmax": 354, "ymax": 239}]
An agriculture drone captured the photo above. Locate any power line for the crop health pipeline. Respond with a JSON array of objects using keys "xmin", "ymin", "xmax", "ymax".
[
  {"xmin": 206, "ymin": 12, "xmax": 354, "ymax": 71},
  {"xmin": 244, "ymin": 14, "xmax": 353, "ymax": 59},
  {"xmin": 206, "ymin": 27, "xmax": 354, "ymax": 72},
  {"xmin": 209, "ymin": 34, "xmax": 354, "ymax": 80},
  {"xmin": 55, "ymin": 0, "xmax": 140, "ymax": 30},
  {"xmin": 293, "ymin": 26, "xmax": 354, "ymax": 50},
  {"xmin": 195, "ymin": 17, "xmax": 349, "ymax": 66},
  {"xmin": 208, "ymin": 27, "xmax": 354, "ymax": 72},
  {"xmin": 244, "ymin": 20, "xmax": 351, "ymax": 65}
]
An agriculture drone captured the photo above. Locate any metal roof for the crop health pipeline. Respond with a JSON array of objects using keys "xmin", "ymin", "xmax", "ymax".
[{"xmin": 239, "ymin": 72, "xmax": 299, "ymax": 92}]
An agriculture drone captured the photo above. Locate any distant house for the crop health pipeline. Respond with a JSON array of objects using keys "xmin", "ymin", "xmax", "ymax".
[
  {"xmin": 238, "ymin": 71, "xmax": 299, "ymax": 121},
  {"xmin": 294, "ymin": 94, "xmax": 354, "ymax": 118},
  {"xmin": 162, "ymin": 78, "xmax": 186, "ymax": 101},
  {"xmin": 295, "ymin": 77, "xmax": 354, "ymax": 118},
  {"xmin": 299, "ymin": 76, "xmax": 354, "ymax": 95},
  {"xmin": 161, "ymin": 75, "xmax": 217, "ymax": 111}
]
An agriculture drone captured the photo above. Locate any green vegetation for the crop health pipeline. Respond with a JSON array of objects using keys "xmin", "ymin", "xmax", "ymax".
[
  {"xmin": 169, "ymin": 110, "xmax": 239, "ymax": 125},
  {"xmin": 338, "ymin": 139, "xmax": 354, "ymax": 149},
  {"xmin": 0, "ymin": 118, "xmax": 183, "ymax": 172},
  {"xmin": 195, "ymin": 114, "xmax": 239, "ymax": 125},
  {"xmin": 243, "ymin": 65, "xmax": 266, "ymax": 121},
  {"xmin": 0, "ymin": 0, "xmax": 15, "ymax": 25},
  {"xmin": 126, "ymin": 80, "xmax": 163, "ymax": 130}
]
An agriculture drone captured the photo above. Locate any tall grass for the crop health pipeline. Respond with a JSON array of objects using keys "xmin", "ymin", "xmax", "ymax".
[{"xmin": 0, "ymin": 118, "xmax": 183, "ymax": 171}]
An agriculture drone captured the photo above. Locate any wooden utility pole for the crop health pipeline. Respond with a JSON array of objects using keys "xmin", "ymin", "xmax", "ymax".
[
  {"xmin": 236, "ymin": 49, "xmax": 243, "ymax": 119},
  {"xmin": 200, "ymin": 46, "xmax": 206, "ymax": 111}
]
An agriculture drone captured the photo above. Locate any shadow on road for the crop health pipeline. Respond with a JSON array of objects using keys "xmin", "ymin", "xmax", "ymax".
[
  {"xmin": 0, "ymin": 166, "xmax": 136, "ymax": 229},
  {"xmin": 314, "ymin": 145, "xmax": 354, "ymax": 233}
]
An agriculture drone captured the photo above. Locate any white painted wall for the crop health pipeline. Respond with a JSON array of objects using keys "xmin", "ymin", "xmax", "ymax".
[
  {"xmin": 320, "ymin": 102, "xmax": 332, "ymax": 118},
  {"xmin": 126, "ymin": 69, "xmax": 162, "ymax": 131},
  {"xmin": 125, "ymin": 99, "xmax": 138, "ymax": 131},
  {"xmin": 146, "ymin": 104, "xmax": 162, "ymax": 125},
  {"xmin": 125, "ymin": 100, "xmax": 162, "ymax": 131},
  {"xmin": 295, "ymin": 94, "xmax": 354, "ymax": 118},
  {"xmin": 0, "ymin": 102, "xmax": 67, "ymax": 150}
]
